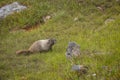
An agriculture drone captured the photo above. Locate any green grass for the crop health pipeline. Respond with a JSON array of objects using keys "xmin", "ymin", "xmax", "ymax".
[{"xmin": 0, "ymin": 0, "xmax": 120, "ymax": 80}]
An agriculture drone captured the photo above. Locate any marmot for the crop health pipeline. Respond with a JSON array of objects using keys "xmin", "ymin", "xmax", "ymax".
[{"xmin": 16, "ymin": 38, "xmax": 56, "ymax": 55}]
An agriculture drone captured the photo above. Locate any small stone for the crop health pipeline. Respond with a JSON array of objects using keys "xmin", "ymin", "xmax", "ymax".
[
  {"xmin": 102, "ymin": 66, "xmax": 108, "ymax": 69},
  {"xmin": 43, "ymin": 15, "xmax": 51, "ymax": 22},
  {"xmin": 97, "ymin": 6, "xmax": 104, "ymax": 12},
  {"xmin": 92, "ymin": 73, "xmax": 96, "ymax": 76},
  {"xmin": 104, "ymin": 18, "xmax": 115, "ymax": 25},
  {"xmin": 74, "ymin": 17, "xmax": 79, "ymax": 21},
  {"xmin": 116, "ymin": 0, "xmax": 119, "ymax": 2},
  {"xmin": 72, "ymin": 65, "xmax": 88, "ymax": 74},
  {"xmin": 21, "ymin": 76, "xmax": 27, "ymax": 80}
]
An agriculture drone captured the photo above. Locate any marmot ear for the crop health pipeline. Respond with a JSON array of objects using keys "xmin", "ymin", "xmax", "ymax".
[{"xmin": 47, "ymin": 39, "xmax": 51, "ymax": 44}]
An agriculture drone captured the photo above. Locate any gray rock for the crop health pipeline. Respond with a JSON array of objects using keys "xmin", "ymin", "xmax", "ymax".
[
  {"xmin": 72, "ymin": 65, "xmax": 81, "ymax": 71},
  {"xmin": 65, "ymin": 42, "xmax": 80, "ymax": 60},
  {"xmin": 0, "ymin": 2, "xmax": 27, "ymax": 19},
  {"xmin": 72, "ymin": 65, "xmax": 88, "ymax": 74}
]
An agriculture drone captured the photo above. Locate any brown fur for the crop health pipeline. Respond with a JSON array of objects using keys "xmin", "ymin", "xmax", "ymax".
[{"xmin": 16, "ymin": 50, "xmax": 32, "ymax": 55}]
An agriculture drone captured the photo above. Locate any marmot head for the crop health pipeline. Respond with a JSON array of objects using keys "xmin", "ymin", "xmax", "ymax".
[{"xmin": 48, "ymin": 38, "xmax": 56, "ymax": 46}]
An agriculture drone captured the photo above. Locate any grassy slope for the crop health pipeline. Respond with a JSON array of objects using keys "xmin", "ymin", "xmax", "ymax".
[{"xmin": 0, "ymin": 0, "xmax": 120, "ymax": 80}]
